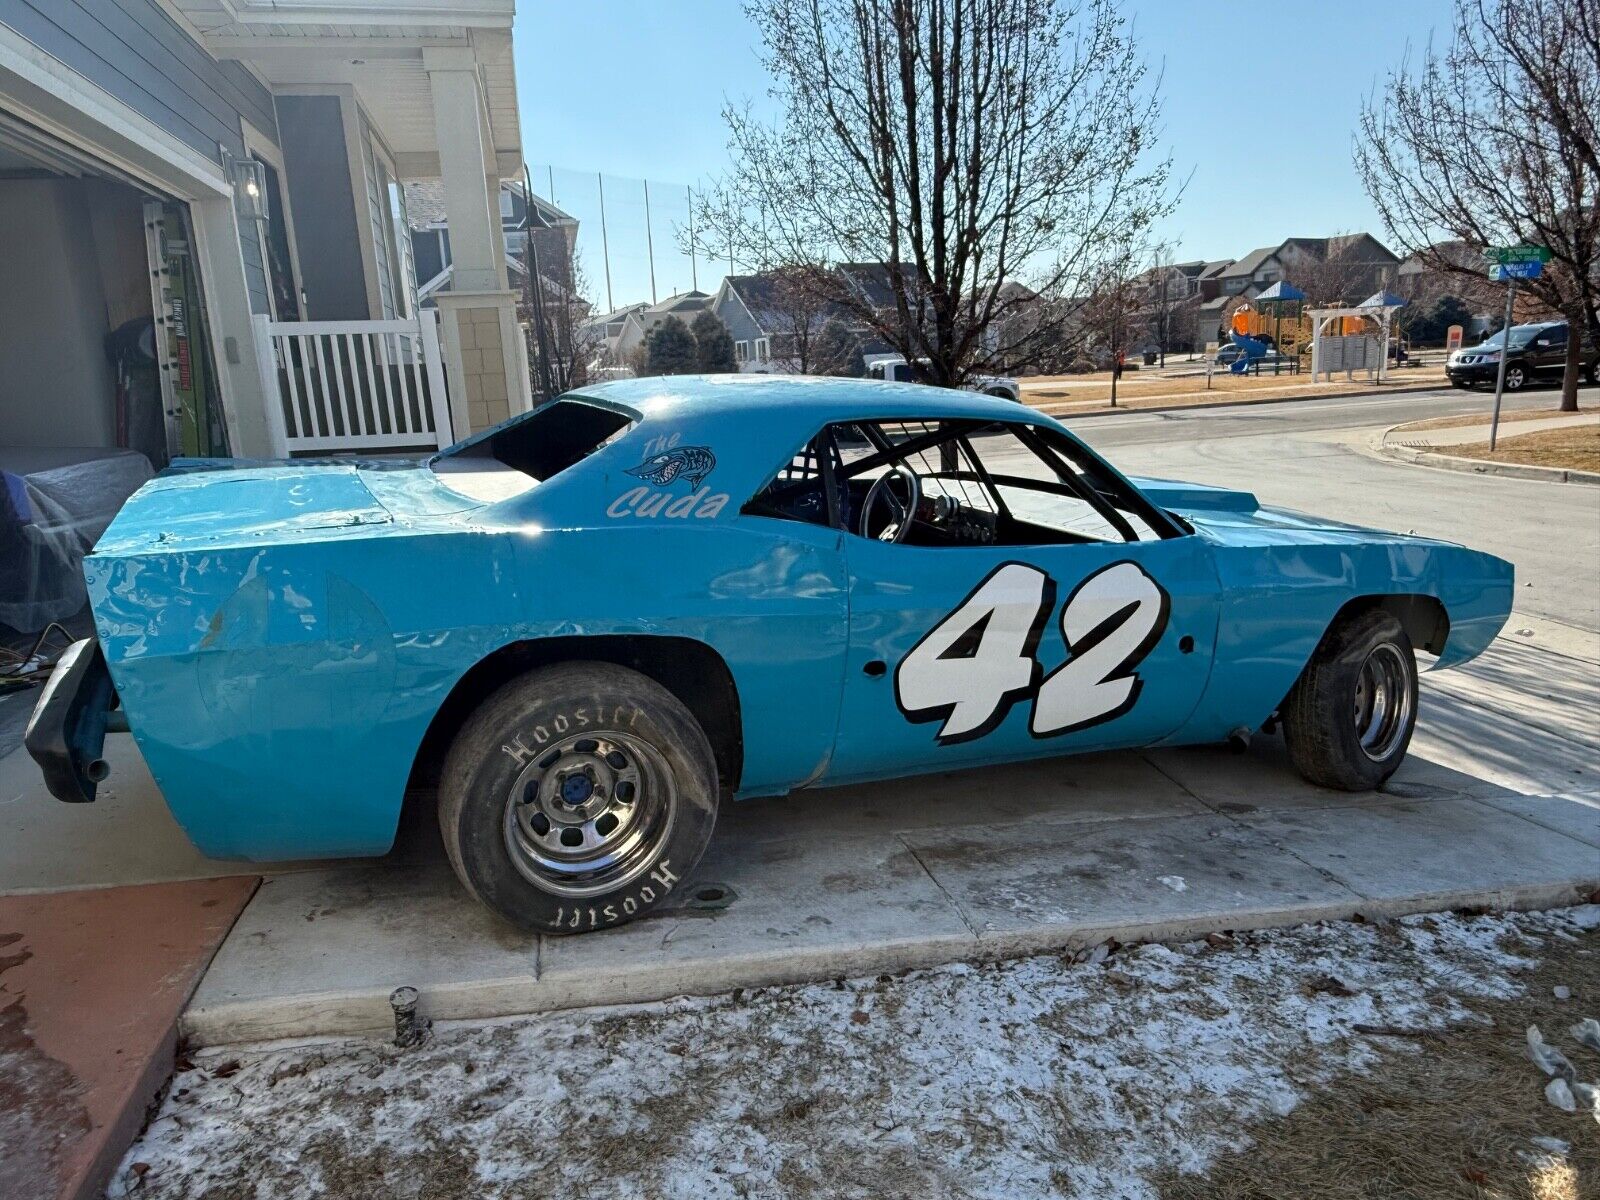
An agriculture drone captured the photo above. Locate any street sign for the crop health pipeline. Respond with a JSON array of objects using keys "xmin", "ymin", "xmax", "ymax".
[
  {"xmin": 1446, "ymin": 324, "xmax": 1464, "ymax": 350},
  {"xmin": 1489, "ymin": 261, "xmax": 1543, "ymax": 281},
  {"xmin": 1483, "ymin": 244, "xmax": 1552, "ymax": 264}
]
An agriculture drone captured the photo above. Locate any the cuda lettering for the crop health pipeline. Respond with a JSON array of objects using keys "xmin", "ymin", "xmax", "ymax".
[
  {"xmin": 896, "ymin": 561, "xmax": 1170, "ymax": 744},
  {"xmin": 607, "ymin": 486, "xmax": 729, "ymax": 520}
]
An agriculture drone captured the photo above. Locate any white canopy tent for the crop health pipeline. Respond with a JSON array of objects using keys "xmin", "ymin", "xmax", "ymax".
[{"xmin": 1306, "ymin": 292, "xmax": 1407, "ymax": 384}]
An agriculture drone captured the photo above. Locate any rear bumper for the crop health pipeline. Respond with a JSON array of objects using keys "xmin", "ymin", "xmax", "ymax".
[{"xmin": 24, "ymin": 638, "xmax": 121, "ymax": 804}]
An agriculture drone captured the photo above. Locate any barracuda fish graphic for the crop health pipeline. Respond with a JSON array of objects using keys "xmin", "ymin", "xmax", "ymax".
[{"xmin": 626, "ymin": 446, "xmax": 716, "ymax": 489}]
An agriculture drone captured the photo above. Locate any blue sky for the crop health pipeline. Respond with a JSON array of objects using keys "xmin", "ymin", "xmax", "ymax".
[{"xmin": 513, "ymin": 0, "xmax": 1460, "ymax": 309}]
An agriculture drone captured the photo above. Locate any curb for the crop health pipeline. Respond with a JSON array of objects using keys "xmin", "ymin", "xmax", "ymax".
[
  {"xmin": 1026, "ymin": 379, "xmax": 1452, "ymax": 422},
  {"xmin": 1376, "ymin": 430, "xmax": 1600, "ymax": 486}
]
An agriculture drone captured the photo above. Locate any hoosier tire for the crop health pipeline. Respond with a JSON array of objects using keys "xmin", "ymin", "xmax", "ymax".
[
  {"xmin": 1281, "ymin": 608, "xmax": 1418, "ymax": 792},
  {"xmin": 439, "ymin": 662, "xmax": 719, "ymax": 934}
]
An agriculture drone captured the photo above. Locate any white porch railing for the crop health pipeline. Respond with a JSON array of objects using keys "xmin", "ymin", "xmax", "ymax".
[{"xmin": 253, "ymin": 312, "xmax": 453, "ymax": 455}]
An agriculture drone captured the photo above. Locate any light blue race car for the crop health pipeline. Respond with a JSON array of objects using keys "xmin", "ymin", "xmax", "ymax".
[{"xmin": 27, "ymin": 376, "xmax": 1513, "ymax": 933}]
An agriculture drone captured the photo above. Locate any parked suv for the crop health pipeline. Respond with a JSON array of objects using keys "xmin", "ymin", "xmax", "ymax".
[{"xmin": 1446, "ymin": 321, "xmax": 1599, "ymax": 391}]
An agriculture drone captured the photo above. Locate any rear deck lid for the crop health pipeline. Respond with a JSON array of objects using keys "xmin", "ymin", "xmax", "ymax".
[{"xmin": 93, "ymin": 465, "xmax": 390, "ymax": 556}]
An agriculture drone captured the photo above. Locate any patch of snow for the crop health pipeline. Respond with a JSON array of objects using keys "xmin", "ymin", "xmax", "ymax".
[
  {"xmin": 1156, "ymin": 874, "xmax": 1187, "ymax": 893},
  {"xmin": 114, "ymin": 907, "xmax": 1582, "ymax": 1200}
]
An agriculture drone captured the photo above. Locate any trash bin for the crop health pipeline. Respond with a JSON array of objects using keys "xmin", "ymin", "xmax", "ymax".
[{"xmin": 1143, "ymin": 351, "xmax": 1158, "ymax": 365}]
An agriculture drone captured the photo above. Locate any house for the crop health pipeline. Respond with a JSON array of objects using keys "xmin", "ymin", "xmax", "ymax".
[
  {"xmin": 1215, "ymin": 245, "xmax": 1284, "ymax": 299},
  {"xmin": 1215, "ymin": 235, "xmax": 1399, "ymax": 306},
  {"xmin": 712, "ymin": 267, "xmax": 907, "ymax": 373},
  {"xmin": 0, "ymin": 0, "xmax": 529, "ymax": 477},
  {"xmin": 408, "ymin": 178, "xmax": 578, "ymax": 307},
  {"xmin": 409, "ymin": 177, "xmax": 584, "ymax": 391},
  {"xmin": 613, "ymin": 290, "xmax": 713, "ymax": 364},
  {"xmin": 577, "ymin": 301, "xmax": 650, "ymax": 368}
]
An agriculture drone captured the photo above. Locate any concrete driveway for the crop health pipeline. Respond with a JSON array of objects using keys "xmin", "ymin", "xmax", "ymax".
[{"xmin": 3, "ymin": 385, "xmax": 1596, "ymax": 1047}]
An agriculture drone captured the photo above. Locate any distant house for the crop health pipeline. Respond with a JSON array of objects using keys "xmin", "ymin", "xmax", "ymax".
[
  {"xmin": 613, "ymin": 291, "xmax": 714, "ymax": 364},
  {"xmin": 1216, "ymin": 235, "xmax": 1398, "ymax": 306},
  {"xmin": 577, "ymin": 302, "xmax": 650, "ymax": 368},
  {"xmin": 1216, "ymin": 245, "xmax": 1285, "ymax": 299},
  {"xmin": 712, "ymin": 266, "xmax": 915, "ymax": 372}
]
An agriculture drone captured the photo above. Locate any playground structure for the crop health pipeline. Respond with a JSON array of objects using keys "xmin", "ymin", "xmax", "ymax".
[
  {"xmin": 1224, "ymin": 282, "xmax": 1312, "ymax": 374},
  {"xmin": 1223, "ymin": 283, "xmax": 1407, "ymax": 382},
  {"xmin": 1306, "ymin": 291, "xmax": 1407, "ymax": 384}
]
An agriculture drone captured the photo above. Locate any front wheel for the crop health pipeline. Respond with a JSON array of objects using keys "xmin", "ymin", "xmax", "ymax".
[
  {"xmin": 1503, "ymin": 365, "xmax": 1527, "ymax": 392},
  {"xmin": 1281, "ymin": 608, "xmax": 1418, "ymax": 791},
  {"xmin": 439, "ymin": 662, "xmax": 719, "ymax": 933}
]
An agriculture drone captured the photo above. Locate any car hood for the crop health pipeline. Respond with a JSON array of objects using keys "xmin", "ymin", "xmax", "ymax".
[
  {"xmin": 1131, "ymin": 475, "xmax": 1443, "ymax": 549},
  {"xmin": 92, "ymin": 458, "xmax": 480, "ymax": 556}
]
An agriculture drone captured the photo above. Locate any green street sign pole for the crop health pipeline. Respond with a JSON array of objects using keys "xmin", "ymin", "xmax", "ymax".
[{"xmin": 1489, "ymin": 277, "xmax": 1515, "ymax": 451}]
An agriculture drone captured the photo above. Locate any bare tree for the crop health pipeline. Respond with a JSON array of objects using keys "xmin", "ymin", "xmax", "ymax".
[
  {"xmin": 760, "ymin": 264, "xmax": 845, "ymax": 374},
  {"xmin": 1277, "ymin": 236, "xmax": 1389, "ymax": 306},
  {"xmin": 1141, "ymin": 242, "xmax": 1183, "ymax": 366},
  {"xmin": 1355, "ymin": 0, "xmax": 1600, "ymax": 410},
  {"xmin": 1077, "ymin": 239, "xmax": 1142, "ymax": 397},
  {"xmin": 687, "ymin": 0, "xmax": 1175, "ymax": 387}
]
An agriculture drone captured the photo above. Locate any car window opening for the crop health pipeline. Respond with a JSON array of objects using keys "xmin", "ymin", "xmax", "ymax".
[
  {"xmin": 745, "ymin": 418, "xmax": 1179, "ymax": 547},
  {"xmin": 432, "ymin": 398, "xmax": 634, "ymax": 503}
]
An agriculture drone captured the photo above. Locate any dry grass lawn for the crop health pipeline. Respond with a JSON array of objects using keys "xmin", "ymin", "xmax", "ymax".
[
  {"xmin": 1021, "ymin": 366, "xmax": 1448, "ymax": 415},
  {"xmin": 1450, "ymin": 424, "xmax": 1600, "ymax": 474},
  {"xmin": 1157, "ymin": 915, "xmax": 1600, "ymax": 1200}
]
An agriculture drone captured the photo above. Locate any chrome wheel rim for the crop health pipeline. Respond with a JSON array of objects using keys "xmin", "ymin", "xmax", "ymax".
[
  {"xmin": 502, "ymin": 731, "xmax": 676, "ymax": 898},
  {"xmin": 1354, "ymin": 643, "xmax": 1413, "ymax": 763}
]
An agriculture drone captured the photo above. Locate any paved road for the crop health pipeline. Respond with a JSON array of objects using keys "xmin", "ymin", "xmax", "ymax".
[{"xmin": 1063, "ymin": 385, "xmax": 1600, "ymax": 631}]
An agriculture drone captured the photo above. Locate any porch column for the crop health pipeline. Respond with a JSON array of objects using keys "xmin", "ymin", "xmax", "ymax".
[{"xmin": 424, "ymin": 47, "xmax": 522, "ymax": 436}]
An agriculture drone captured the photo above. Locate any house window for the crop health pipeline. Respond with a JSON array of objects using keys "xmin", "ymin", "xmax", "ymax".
[
  {"xmin": 755, "ymin": 337, "xmax": 770, "ymax": 361},
  {"xmin": 735, "ymin": 340, "xmax": 750, "ymax": 363}
]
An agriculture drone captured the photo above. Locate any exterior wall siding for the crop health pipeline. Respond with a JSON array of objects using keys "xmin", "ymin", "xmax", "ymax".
[
  {"xmin": 715, "ymin": 290, "xmax": 765, "ymax": 345},
  {"xmin": 275, "ymin": 94, "xmax": 369, "ymax": 320},
  {"xmin": 0, "ymin": 0, "xmax": 277, "ymax": 163}
]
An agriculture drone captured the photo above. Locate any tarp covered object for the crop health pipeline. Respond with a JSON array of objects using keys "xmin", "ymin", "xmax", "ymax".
[{"xmin": 0, "ymin": 447, "xmax": 153, "ymax": 632}]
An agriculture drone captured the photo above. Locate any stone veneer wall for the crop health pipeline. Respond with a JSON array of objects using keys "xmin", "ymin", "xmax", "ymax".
[{"xmin": 457, "ymin": 306, "xmax": 511, "ymax": 430}]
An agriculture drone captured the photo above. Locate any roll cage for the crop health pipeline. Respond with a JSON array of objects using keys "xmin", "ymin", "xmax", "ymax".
[{"xmin": 745, "ymin": 417, "xmax": 1186, "ymax": 545}]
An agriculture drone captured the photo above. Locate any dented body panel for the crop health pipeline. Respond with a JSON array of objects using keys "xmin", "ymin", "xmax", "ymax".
[{"xmin": 80, "ymin": 375, "xmax": 1512, "ymax": 862}]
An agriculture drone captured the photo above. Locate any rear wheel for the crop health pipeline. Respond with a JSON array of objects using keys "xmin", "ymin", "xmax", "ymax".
[
  {"xmin": 439, "ymin": 662, "xmax": 719, "ymax": 933},
  {"xmin": 1281, "ymin": 608, "xmax": 1418, "ymax": 791}
]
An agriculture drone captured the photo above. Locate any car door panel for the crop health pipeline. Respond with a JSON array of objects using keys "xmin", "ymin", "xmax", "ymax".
[{"xmin": 824, "ymin": 533, "xmax": 1221, "ymax": 783}]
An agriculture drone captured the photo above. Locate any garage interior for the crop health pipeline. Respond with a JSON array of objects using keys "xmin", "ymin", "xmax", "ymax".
[{"xmin": 0, "ymin": 112, "xmax": 223, "ymax": 738}]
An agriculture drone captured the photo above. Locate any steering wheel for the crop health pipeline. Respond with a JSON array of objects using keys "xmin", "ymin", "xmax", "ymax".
[{"xmin": 859, "ymin": 466, "xmax": 922, "ymax": 543}]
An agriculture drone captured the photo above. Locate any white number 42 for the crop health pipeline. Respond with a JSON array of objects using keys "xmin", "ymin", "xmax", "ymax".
[{"xmin": 894, "ymin": 561, "xmax": 1171, "ymax": 744}]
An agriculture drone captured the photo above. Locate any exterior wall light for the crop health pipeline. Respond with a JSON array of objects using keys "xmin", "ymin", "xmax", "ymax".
[{"xmin": 226, "ymin": 152, "xmax": 269, "ymax": 223}]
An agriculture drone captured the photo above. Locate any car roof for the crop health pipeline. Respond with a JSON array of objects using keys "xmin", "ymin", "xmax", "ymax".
[{"xmin": 571, "ymin": 373, "xmax": 1028, "ymax": 424}]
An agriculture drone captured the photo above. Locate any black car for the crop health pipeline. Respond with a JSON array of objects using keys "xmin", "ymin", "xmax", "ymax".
[{"xmin": 1446, "ymin": 321, "xmax": 1599, "ymax": 391}]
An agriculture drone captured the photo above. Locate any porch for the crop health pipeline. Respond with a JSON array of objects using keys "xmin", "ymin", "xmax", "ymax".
[{"xmin": 180, "ymin": 0, "xmax": 532, "ymax": 455}]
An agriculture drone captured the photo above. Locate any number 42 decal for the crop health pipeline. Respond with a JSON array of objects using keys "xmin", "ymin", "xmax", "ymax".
[{"xmin": 895, "ymin": 561, "xmax": 1171, "ymax": 744}]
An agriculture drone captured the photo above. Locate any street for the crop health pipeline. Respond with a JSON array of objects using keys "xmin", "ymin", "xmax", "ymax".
[{"xmin": 1067, "ymin": 386, "xmax": 1599, "ymax": 630}]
